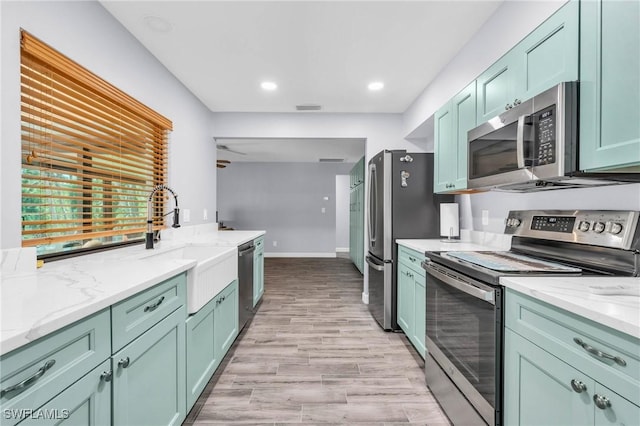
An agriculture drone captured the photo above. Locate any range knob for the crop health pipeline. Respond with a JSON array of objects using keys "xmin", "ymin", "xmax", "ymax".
[
  {"xmin": 578, "ymin": 221, "xmax": 591, "ymax": 232},
  {"xmin": 593, "ymin": 222, "xmax": 606, "ymax": 233},
  {"xmin": 610, "ymin": 223, "xmax": 623, "ymax": 235},
  {"xmin": 507, "ymin": 218, "xmax": 521, "ymax": 228}
]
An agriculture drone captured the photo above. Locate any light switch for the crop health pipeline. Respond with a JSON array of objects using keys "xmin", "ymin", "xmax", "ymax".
[
  {"xmin": 203, "ymin": 209, "xmax": 208, "ymax": 220},
  {"xmin": 482, "ymin": 210, "xmax": 489, "ymax": 226},
  {"xmin": 321, "ymin": 207, "xmax": 326, "ymax": 213},
  {"xmin": 323, "ymin": 196, "xmax": 329, "ymax": 201}
]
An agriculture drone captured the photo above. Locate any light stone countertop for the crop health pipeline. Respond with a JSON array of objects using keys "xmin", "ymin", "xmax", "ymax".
[
  {"xmin": 396, "ymin": 239, "xmax": 503, "ymax": 253},
  {"xmin": 0, "ymin": 229, "xmax": 265, "ymax": 356},
  {"xmin": 501, "ymin": 276, "xmax": 640, "ymax": 340}
]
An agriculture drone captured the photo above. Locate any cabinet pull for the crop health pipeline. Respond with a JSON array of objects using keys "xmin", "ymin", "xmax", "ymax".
[
  {"xmin": 573, "ymin": 338, "xmax": 627, "ymax": 366},
  {"xmin": 144, "ymin": 296, "xmax": 165, "ymax": 312},
  {"xmin": 408, "ymin": 256, "xmax": 416, "ymax": 262},
  {"xmin": 570, "ymin": 379, "xmax": 586, "ymax": 393},
  {"xmin": 593, "ymin": 394, "xmax": 611, "ymax": 410},
  {"xmin": 513, "ymin": 98, "xmax": 521, "ymax": 106},
  {"xmin": 0, "ymin": 359, "xmax": 56, "ymax": 397},
  {"xmin": 118, "ymin": 357, "xmax": 130, "ymax": 368},
  {"xmin": 505, "ymin": 103, "xmax": 513, "ymax": 110},
  {"xmin": 100, "ymin": 371, "xmax": 113, "ymax": 382}
]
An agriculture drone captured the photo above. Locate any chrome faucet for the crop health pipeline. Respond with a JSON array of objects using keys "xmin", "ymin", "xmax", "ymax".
[{"xmin": 146, "ymin": 184, "xmax": 180, "ymax": 249}]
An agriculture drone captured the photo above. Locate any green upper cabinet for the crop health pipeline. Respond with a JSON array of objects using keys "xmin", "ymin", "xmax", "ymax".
[
  {"xmin": 476, "ymin": 58, "xmax": 515, "ymax": 123},
  {"xmin": 477, "ymin": 0, "xmax": 578, "ymax": 123},
  {"xmin": 513, "ymin": 0, "xmax": 579, "ymax": 101},
  {"xmin": 434, "ymin": 104, "xmax": 453, "ymax": 193},
  {"xmin": 580, "ymin": 0, "xmax": 640, "ymax": 172},
  {"xmin": 434, "ymin": 81, "xmax": 476, "ymax": 193}
]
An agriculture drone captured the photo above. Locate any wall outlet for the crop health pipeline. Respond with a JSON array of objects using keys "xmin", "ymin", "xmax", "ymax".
[
  {"xmin": 272, "ymin": 241, "xmax": 277, "ymax": 247},
  {"xmin": 482, "ymin": 210, "xmax": 489, "ymax": 226},
  {"xmin": 183, "ymin": 209, "xmax": 191, "ymax": 223},
  {"xmin": 321, "ymin": 207, "xmax": 326, "ymax": 213},
  {"xmin": 203, "ymin": 209, "xmax": 208, "ymax": 220}
]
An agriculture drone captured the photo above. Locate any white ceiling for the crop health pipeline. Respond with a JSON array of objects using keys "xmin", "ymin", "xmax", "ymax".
[
  {"xmin": 100, "ymin": 0, "xmax": 503, "ymax": 114},
  {"xmin": 215, "ymin": 137, "xmax": 365, "ymax": 163}
]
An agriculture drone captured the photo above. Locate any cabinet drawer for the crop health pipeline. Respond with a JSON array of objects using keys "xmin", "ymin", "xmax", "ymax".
[
  {"xmin": 0, "ymin": 309, "xmax": 110, "ymax": 422},
  {"xmin": 111, "ymin": 273, "xmax": 186, "ymax": 352},
  {"xmin": 398, "ymin": 245, "xmax": 425, "ymax": 274},
  {"xmin": 505, "ymin": 289, "xmax": 640, "ymax": 403}
]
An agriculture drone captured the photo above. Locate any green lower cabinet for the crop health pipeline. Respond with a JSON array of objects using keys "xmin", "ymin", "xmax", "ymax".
[
  {"xmin": 396, "ymin": 247, "xmax": 426, "ymax": 359},
  {"xmin": 412, "ymin": 278, "xmax": 426, "ymax": 358},
  {"xmin": 397, "ymin": 263, "xmax": 414, "ymax": 334},
  {"xmin": 580, "ymin": 0, "xmax": 640, "ymax": 171},
  {"xmin": 185, "ymin": 297, "xmax": 219, "ymax": 411},
  {"xmin": 214, "ymin": 280, "xmax": 239, "ymax": 360},
  {"xmin": 593, "ymin": 382, "xmax": 640, "ymax": 426},
  {"xmin": 112, "ymin": 307, "xmax": 186, "ymax": 426},
  {"xmin": 253, "ymin": 238, "xmax": 265, "ymax": 308},
  {"xmin": 17, "ymin": 360, "xmax": 111, "ymax": 426},
  {"xmin": 505, "ymin": 329, "xmax": 593, "ymax": 426}
]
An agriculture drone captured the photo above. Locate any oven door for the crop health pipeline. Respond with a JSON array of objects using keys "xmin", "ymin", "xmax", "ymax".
[{"xmin": 423, "ymin": 260, "xmax": 502, "ymax": 426}]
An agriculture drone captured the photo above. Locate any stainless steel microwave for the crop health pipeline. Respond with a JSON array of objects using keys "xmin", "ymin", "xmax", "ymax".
[{"xmin": 467, "ymin": 82, "xmax": 580, "ymax": 191}]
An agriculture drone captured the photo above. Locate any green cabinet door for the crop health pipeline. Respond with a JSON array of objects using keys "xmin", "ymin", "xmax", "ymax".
[
  {"xmin": 513, "ymin": 0, "xmax": 579, "ymax": 100},
  {"xmin": 412, "ymin": 274, "xmax": 426, "ymax": 360},
  {"xmin": 214, "ymin": 281, "xmax": 239, "ymax": 359},
  {"xmin": 504, "ymin": 329, "xmax": 593, "ymax": 426},
  {"xmin": 18, "ymin": 360, "xmax": 111, "ymax": 426},
  {"xmin": 434, "ymin": 103, "xmax": 454, "ymax": 193},
  {"xmin": 112, "ymin": 307, "xmax": 186, "ymax": 426},
  {"xmin": 451, "ymin": 81, "xmax": 476, "ymax": 191},
  {"xmin": 593, "ymin": 383, "xmax": 640, "ymax": 426},
  {"xmin": 580, "ymin": 0, "xmax": 640, "ymax": 171},
  {"xmin": 253, "ymin": 237, "xmax": 265, "ymax": 307},
  {"xmin": 476, "ymin": 57, "xmax": 515, "ymax": 123},
  {"xmin": 185, "ymin": 297, "xmax": 218, "ymax": 411},
  {"xmin": 348, "ymin": 159, "xmax": 365, "ymax": 274},
  {"xmin": 396, "ymin": 262, "xmax": 414, "ymax": 334}
]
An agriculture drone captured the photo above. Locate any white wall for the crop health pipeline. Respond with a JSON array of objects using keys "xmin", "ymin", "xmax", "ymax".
[
  {"xmin": 458, "ymin": 184, "xmax": 640, "ymax": 233},
  {"xmin": 335, "ymin": 175, "xmax": 350, "ymax": 251},
  {"xmin": 403, "ymin": 0, "xmax": 568, "ymax": 138},
  {"xmin": 0, "ymin": 1, "xmax": 216, "ymax": 249}
]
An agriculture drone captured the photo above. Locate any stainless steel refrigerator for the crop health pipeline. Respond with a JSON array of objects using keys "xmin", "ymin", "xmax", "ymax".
[{"xmin": 366, "ymin": 150, "xmax": 453, "ymax": 330}]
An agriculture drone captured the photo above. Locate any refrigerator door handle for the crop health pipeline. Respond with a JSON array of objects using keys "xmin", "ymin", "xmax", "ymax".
[
  {"xmin": 368, "ymin": 163, "xmax": 377, "ymax": 245},
  {"xmin": 365, "ymin": 255, "xmax": 385, "ymax": 271}
]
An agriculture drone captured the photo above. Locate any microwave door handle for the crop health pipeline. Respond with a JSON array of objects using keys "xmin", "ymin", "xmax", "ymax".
[{"xmin": 516, "ymin": 114, "xmax": 527, "ymax": 169}]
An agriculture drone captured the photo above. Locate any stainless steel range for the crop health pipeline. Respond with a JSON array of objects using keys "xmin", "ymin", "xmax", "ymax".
[{"xmin": 422, "ymin": 210, "xmax": 640, "ymax": 426}]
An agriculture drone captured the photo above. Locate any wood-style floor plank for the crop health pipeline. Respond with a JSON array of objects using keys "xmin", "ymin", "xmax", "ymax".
[{"xmin": 184, "ymin": 257, "xmax": 450, "ymax": 425}]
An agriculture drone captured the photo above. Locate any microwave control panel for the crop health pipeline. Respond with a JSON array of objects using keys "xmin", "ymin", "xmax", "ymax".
[{"xmin": 535, "ymin": 106, "xmax": 556, "ymax": 166}]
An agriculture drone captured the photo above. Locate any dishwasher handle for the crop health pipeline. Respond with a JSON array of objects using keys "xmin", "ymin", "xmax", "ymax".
[{"xmin": 238, "ymin": 245, "xmax": 255, "ymax": 257}]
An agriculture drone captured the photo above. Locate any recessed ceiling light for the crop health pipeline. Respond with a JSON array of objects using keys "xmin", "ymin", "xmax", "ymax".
[
  {"xmin": 143, "ymin": 15, "xmax": 173, "ymax": 33},
  {"xmin": 368, "ymin": 81, "xmax": 384, "ymax": 91},
  {"xmin": 261, "ymin": 81, "xmax": 278, "ymax": 91}
]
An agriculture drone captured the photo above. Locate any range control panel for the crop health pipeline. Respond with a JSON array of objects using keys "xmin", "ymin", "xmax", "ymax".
[{"xmin": 504, "ymin": 210, "xmax": 639, "ymax": 250}]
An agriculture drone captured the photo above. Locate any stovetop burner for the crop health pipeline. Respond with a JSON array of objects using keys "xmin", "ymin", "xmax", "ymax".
[{"xmin": 444, "ymin": 251, "xmax": 582, "ymax": 273}]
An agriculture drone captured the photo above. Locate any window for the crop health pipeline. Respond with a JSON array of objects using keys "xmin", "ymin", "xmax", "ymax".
[{"xmin": 20, "ymin": 30, "xmax": 172, "ymax": 257}]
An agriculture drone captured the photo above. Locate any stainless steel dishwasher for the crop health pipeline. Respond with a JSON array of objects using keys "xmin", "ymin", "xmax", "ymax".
[{"xmin": 237, "ymin": 241, "xmax": 255, "ymax": 330}]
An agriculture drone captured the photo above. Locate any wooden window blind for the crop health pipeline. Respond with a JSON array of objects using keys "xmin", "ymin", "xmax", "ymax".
[{"xmin": 20, "ymin": 30, "xmax": 173, "ymax": 256}]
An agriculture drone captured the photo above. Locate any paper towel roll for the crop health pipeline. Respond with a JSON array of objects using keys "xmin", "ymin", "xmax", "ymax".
[{"xmin": 440, "ymin": 203, "xmax": 460, "ymax": 240}]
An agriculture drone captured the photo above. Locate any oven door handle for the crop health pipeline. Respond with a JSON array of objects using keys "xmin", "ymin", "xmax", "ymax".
[{"xmin": 421, "ymin": 261, "xmax": 495, "ymax": 304}]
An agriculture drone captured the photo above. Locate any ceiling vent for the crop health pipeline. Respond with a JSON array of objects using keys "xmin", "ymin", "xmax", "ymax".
[
  {"xmin": 296, "ymin": 104, "xmax": 322, "ymax": 111},
  {"xmin": 318, "ymin": 158, "xmax": 344, "ymax": 163}
]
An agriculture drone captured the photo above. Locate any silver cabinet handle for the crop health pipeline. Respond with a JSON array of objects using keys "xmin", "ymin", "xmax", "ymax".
[
  {"xmin": 144, "ymin": 296, "xmax": 165, "ymax": 312},
  {"xmin": 118, "ymin": 357, "xmax": 130, "ymax": 368},
  {"xmin": 505, "ymin": 103, "xmax": 513, "ymax": 110},
  {"xmin": 570, "ymin": 379, "xmax": 587, "ymax": 393},
  {"xmin": 593, "ymin": 394, "xmax": 611, "ymax": 410},
  {"xmin": 513, "ymin": 98, "xmax": 521, "ymax": 105},
  {"xmin": 573, "ymin": 338, "xmax": 627, "ymax": 366},
  {"xmin": 0, "ymin": 359, "xmax": 56, "ymax": 397},
  {"xmin": 100, "ymin": 371, "xmax": 113, "ymax": 382}
]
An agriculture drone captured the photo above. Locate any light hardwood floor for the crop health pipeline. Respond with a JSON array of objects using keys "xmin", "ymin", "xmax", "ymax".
[{"xmin": 184, "ymin": 257, "xmax": 451, "ymax": 425}]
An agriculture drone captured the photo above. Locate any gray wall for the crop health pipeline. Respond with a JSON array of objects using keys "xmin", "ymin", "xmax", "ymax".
[
  {"xmin": 217, "ymin": 162, "xmax": 354, "ymax": 255},
  {"xmin": 335, "ymin": 175, "xmax": 350, "ymax": 250}
]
